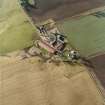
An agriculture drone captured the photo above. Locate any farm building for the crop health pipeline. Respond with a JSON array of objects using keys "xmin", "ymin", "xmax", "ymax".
[
  {"xmin": 21, "ymin": 0, "xmax": 105, "ymax": 89},
  {"xmin": 0, "ymin": 0, "xmax": 105, "ymax": 105}
]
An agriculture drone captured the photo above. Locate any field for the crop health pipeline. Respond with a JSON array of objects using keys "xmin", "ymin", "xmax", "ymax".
[
  {"xmin": 57, "ymin": 10, "xmax": 105, "ymax": 89},
  {"xmin": 0, "ymin": 57, "xmax": 104, "ymax": 105},
  {"xmin": 0, "ymin": 0, "xmax": 37, "ymax": 55},
  {"xmin": 28, "ymin": 0, "xmax": 105, "ymax": 22},
  {"xmin": 0, "ymin": 1, "xmax": 105, "ymax": 104},
  {"xmin": 58, "ymin": 10, "xmax": 105, "ymax": 57},
  {"xmin": 1, "ymin": 0, "xmax": 105, "ymax": 55},
  {"xmin": 90, "ymin": 54, "xmax": 105, "ymax": 89}
]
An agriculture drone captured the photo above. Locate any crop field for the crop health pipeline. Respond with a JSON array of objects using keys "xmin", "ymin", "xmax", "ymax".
[
  {"xmin": 28, "ymin": 0, "xmax": 105, "ymax": 22},
  {"xmin": 0, "ymin": 57, "xmax": 104, "ymax": 105},
  {"xmin": 1, "ymin": 0, "xmax": 105, "ymax": 103},
  {"xmin": 58, "ymin": 10, "xmax": 105, "ymax": 89},
  {"xmin": 1, "ymin": 0, "xmax": 105, "ymax": 55},
  {"xmin": 58, "ymin": 10, "xmax": 105, "ymax": 57},
  {"xmin": 0, "ymin": 0, "xmax": 37, "ymax": 55}
]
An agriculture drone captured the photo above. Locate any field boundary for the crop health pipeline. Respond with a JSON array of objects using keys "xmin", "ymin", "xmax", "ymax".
[
  {"xmin": 86, "ymin": 50, "xmax": 105, "ymax": 60},
  {"xmin": 57, "ymin": 5, "xmax": 105, "ymax": 24}
]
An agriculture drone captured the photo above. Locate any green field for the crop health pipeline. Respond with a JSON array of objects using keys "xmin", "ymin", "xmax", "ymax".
[
  {"xmin": 58, "ymin": 10, "xmax": 105, "ymax": 57},
  {"xmin": 1, "ymin": 0, "xmax": 105, "ymax": 57},
  {"xmin": 0, "ymin": 0, "xmax": 37, "ymax": 55}
]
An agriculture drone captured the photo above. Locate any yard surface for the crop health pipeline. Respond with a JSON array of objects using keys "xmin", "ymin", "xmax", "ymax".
[
  {"xmin": 0, "ymin": 0, "xmax": 37, "ymax": 55},
  {"xmin": 58, "ymin": 10, "xmax": 105, "ymax": 57}
]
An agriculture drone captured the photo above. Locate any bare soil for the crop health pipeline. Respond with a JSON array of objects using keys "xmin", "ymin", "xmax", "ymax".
[
  {"xmin": 90, "ymin": 54, "xmax": 105, "ymax": 89},
  {"xmin": 26, "ymin": 0, "xmax": 105, "ymax": 22}
]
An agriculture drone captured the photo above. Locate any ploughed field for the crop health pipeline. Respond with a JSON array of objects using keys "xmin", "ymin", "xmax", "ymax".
[
  {"xmin": 28, "ymin": 0, "xmax": 105, "ymax": 22},
  {"xmin": 90, "ymin": 54, "xmax": 105, "ymax": 89}
]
